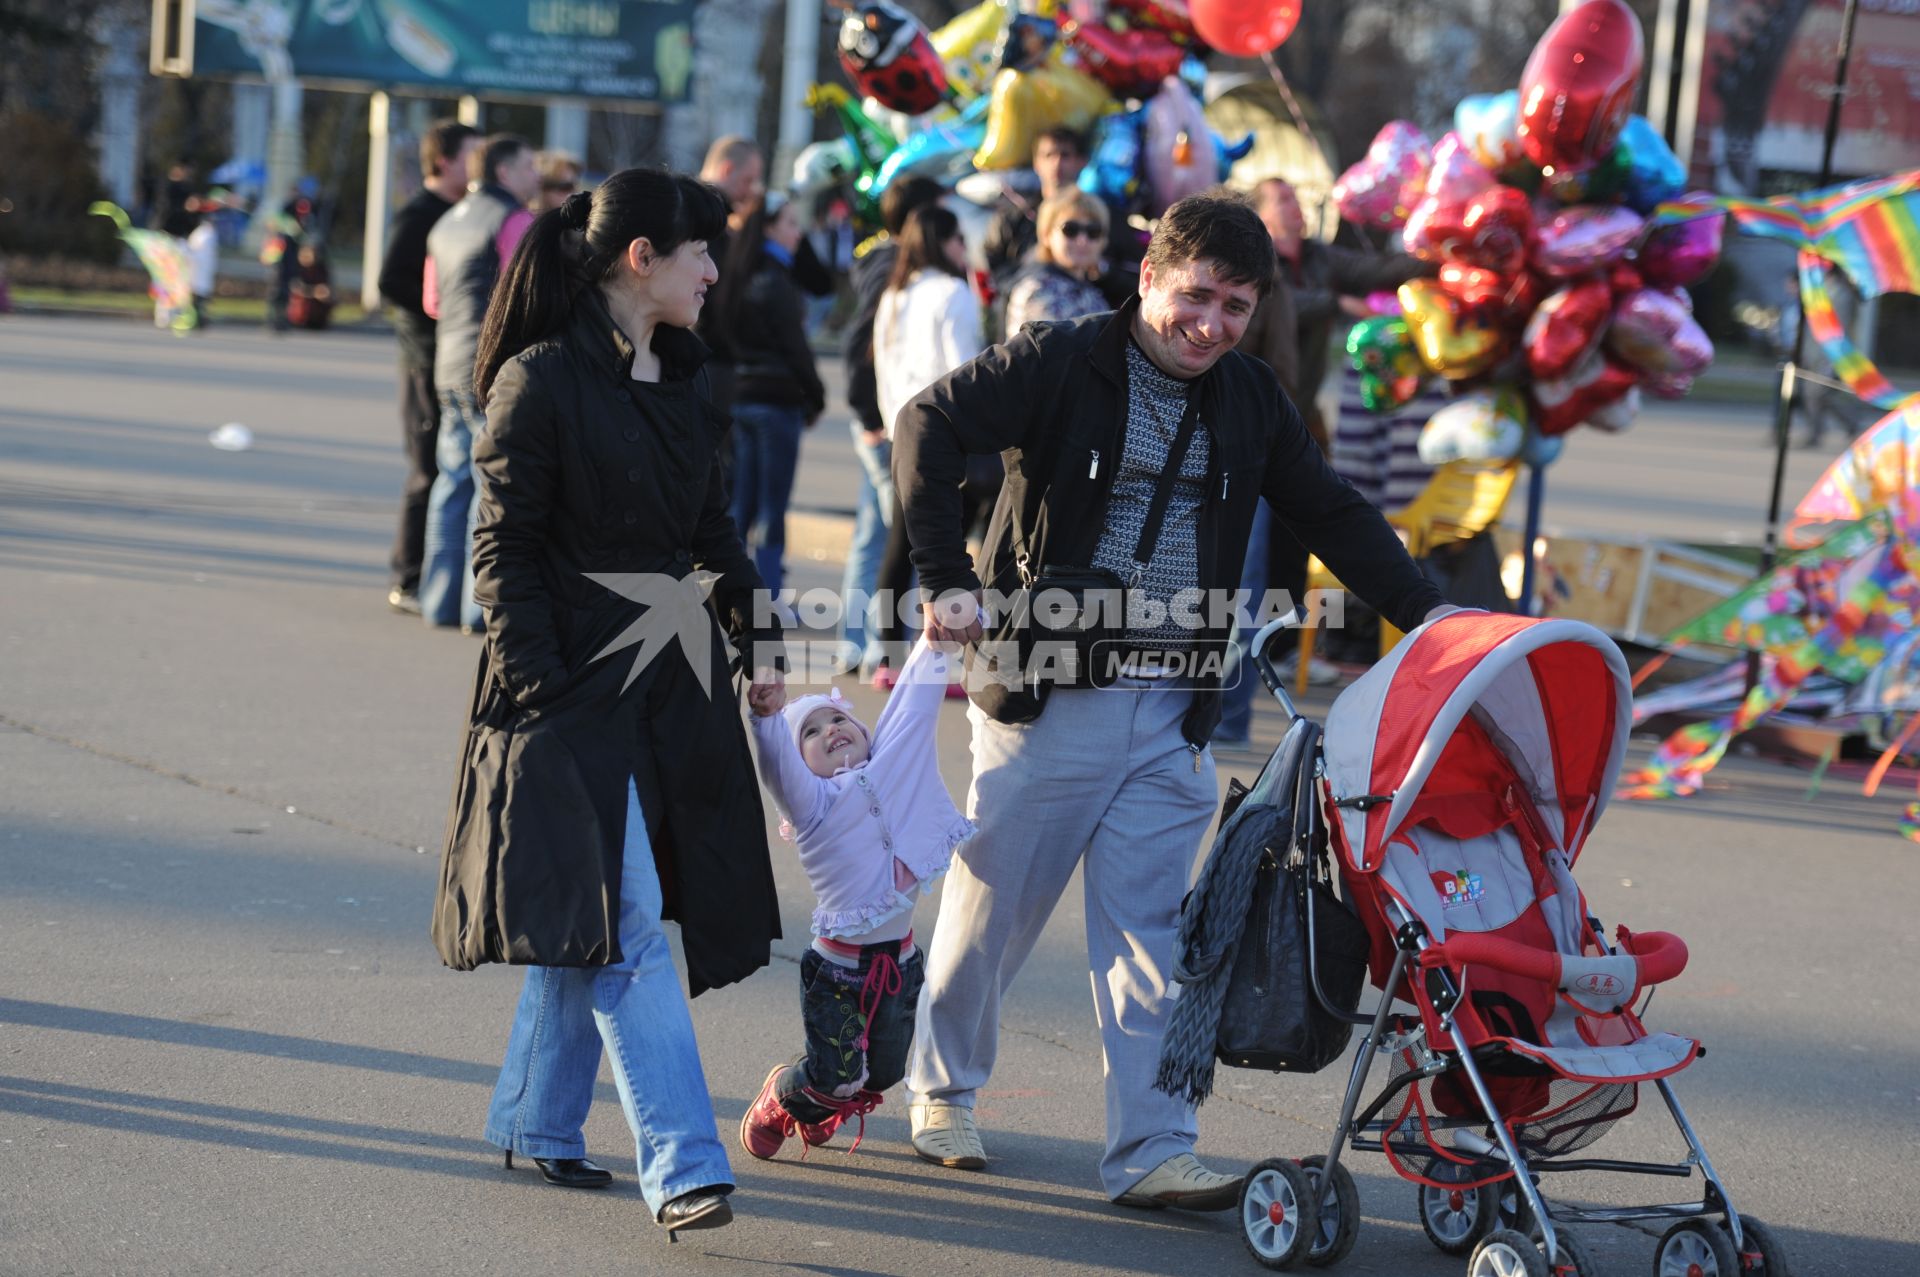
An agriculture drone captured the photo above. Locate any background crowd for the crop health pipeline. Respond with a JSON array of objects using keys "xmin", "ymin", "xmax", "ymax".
[{"xmin": 370, "ymin": 117, "xmax": 1482, "ymax": 739}]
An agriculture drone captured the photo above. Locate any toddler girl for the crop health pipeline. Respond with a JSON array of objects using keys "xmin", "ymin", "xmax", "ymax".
[{"xmin": 740, "ymin": 636, "xmax": 974, "ymax": 1157}]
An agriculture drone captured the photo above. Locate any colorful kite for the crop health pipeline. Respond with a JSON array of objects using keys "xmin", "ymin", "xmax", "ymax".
[
  {"xmin": 1622, "ymin": 509, "xmax": 1920, "ymax": 800},
  {"xmin": 1655, "ymin": 171, "xmax": 1920, "ymax": 411},
  {"xmin": 90, "ymin": 201, "xmax": 197, "ymax": 334},
  {"xmin": 1788, "ymin": 401, "xmax": 1920, "ymax": 548}
]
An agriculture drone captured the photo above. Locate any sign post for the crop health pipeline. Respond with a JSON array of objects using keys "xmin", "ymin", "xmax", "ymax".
[{"xmin": 362, "ymin": 90, "xmax": 392, "ymax": 313}]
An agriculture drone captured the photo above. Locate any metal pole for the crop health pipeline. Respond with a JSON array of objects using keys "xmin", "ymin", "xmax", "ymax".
[
  {"xmin": 1645, "ymin": 0, "xmax": 1681, "ymax": 138},
  {"xmin": 1750, "ymin": 0, "xmax": 1860, "ymax": 687},
  {"xmin": 1519, "ymin": 462, "xmax": 1546, "ymax": 615},
  {"xmin": 775, "ymin": 0, "xmax": 823, "ymax": 184},
  {"xmin": 544, "ymin": 99, "xmax": 590, "ymax": 163},
  {"xmin": 360, "ymin": 90, "xmax": 391, "ymax": 314}
]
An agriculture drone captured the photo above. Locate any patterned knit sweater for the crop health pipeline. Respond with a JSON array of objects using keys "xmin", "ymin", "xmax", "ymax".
[{"xmin": 1088, "ymin": 342, "xmax": 1212, "ymax": 649}]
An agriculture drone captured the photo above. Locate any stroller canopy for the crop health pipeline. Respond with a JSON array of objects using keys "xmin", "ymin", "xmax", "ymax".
[{"xmin": 1323, "ymin": 614, "xmax": 1632, "ymax": 874}]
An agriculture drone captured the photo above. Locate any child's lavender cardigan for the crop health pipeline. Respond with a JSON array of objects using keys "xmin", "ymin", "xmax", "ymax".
[{"xmin": 750, "ymin": 638, "xmax": 976, "ymax": 939}]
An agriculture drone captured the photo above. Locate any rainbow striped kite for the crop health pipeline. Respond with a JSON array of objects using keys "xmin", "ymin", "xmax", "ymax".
[
  {"xmin": 1652, "ymin": 170, "xmax": 1920, "ymax": 269},
  {"xmin": 1656, "ymin": 172, "xmax": 1920, "ymax": 409}
]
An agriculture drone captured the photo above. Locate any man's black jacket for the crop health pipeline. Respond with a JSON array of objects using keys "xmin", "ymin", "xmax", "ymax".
[
  {"xmin": 891, "ymin": 297, "xmax": 1447, "ymax": 748},
  {"xmin": 379, "ymin": 188, "xmax": 454, "ymax": 370}
]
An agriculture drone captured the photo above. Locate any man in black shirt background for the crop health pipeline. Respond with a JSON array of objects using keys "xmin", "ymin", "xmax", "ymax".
[
  {"xmin": 378, "ymin": 119, "xmax": 479, "ymax": 615},
  {"xmin": 982, "ymin": 127, "xmax": 1087, "ymax": 291}
]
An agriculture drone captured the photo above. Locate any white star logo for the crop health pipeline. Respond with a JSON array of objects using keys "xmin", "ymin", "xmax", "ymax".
[{"xmin": 585, "ymin": 570, "xmax": 731, "ymax": 698}]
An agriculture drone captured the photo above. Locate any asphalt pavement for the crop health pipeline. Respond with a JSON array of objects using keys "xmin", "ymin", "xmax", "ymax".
[{"xmin": 2, "ymin": 314, "xmax": 1916, "ymax": 1276}]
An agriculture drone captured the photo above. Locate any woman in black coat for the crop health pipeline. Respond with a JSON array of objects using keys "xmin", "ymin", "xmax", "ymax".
[{"xmin": 431, "ymin": 169, "xmax": 785, "ymax": 1238}]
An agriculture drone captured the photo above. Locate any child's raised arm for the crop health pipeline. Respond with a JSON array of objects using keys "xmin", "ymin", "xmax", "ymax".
[
  {"xmin": 869, "ymin": 636, "xmax": 952, "ymax": 754},
  {"xmin": 749, "ymin": 710, "xmax": 833, "ymax": 835}
]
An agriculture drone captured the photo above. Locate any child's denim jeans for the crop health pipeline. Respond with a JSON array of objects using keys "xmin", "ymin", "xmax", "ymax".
[{"xmin": 775, "ymin": 941, "xmax": 924, "ymax": 1123}]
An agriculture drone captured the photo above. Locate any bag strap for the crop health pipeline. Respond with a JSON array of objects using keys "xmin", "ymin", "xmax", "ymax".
[
  {"xmin": 1128, "ymin": 392, "xmax": 1202, "ymax": 586},
  {"xmin": 1289, "ymin": 720, "xmax": 1334, "ymax": 884}
]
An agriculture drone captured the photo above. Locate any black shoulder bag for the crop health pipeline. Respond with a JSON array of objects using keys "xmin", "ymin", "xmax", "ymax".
[{"xmin": 1216, "ymin": 720, "xmax": 1373, "ymax": 1073}]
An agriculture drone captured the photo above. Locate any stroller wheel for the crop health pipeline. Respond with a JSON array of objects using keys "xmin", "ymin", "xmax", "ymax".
[
  {"xmin": 1469, "ymin": 1227, "xmax": 1548, "ymax": 1277},
  {"xmin": 1239, "ymin": 1158, "xmax": 1318, "ymax": 1270},
  {"xmin": 1654, "ymin": 1219, "xmax": 1740, "ymax": 1276},
  {"xmin": 1298, "ymin": 1155, "xmax": 1359, "ymax": 1268},
  {"xmin": 1418, "ymin": 1159, "xmax": 1497, "ymax": 1256},
  {"xmin": 1499, "ymin": 1177, "xmax": 1537, "ymax": 1236},
  {"xmin": 1717, "ymin": 1215, "xmax": 1789, "ymax": 1275},
  {"xmin": 1546, "ymin": 1230, "xmax": 1599, "ymax": 1276}
]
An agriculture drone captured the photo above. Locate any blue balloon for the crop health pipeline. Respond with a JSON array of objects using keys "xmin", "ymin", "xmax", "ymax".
[
  {"xmin": 1215, "ymin": 130, "xmax": 1255, "ymax": 181},
  {"xmin": 994, "ymin": 13, "xmax": 1057, "ymax": 74},
  {"xmin": 1081, "ymin": 106, "xmax": 1146, "ymax": 208},
  {"xmin": 870, "ymin": 120, "xmax": 986, "ymax": 196},
  {"xmin": 1618, "ymin": 116, "xmax": 1687, "ymax": 215},
  {"xmin": 1520, "ymin": 428, "xmax": 1564, "ymax": 468},
  {"xmin": 1178, "ymin": 54, "xmax": 1208, "ymax": 96}
]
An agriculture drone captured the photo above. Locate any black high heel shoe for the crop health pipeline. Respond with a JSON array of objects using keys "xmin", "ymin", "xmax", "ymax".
[
  {"xmin": 657, "ymin": 1187, "xmax": 733, "ymax": 1242},
  {"xmin": 502, "ymin": 1149, "xmax": 614, "ymax": 1189}
]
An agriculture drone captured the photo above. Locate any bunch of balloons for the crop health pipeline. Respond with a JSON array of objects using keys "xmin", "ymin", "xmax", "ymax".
[
  {"xmin": 804, "ymin": 0, "xmax": 1288, "ymax": 231},
  {"xmin": 1334, "ymin": 0, "xmax": 1724, "ymax": 468}
]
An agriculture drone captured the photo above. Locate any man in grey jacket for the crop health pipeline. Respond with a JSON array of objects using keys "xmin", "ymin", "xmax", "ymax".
[{"xmin": 419, "ymin": 133, "xmax": 539, "ymax": 631}]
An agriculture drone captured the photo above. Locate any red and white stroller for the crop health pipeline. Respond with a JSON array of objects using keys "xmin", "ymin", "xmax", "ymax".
[{"xmin": 1234, "ymin": 612, "xmax": 1785, "ymax": 1277}]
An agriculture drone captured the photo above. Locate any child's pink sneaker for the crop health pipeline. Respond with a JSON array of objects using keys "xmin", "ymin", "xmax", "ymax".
[
  {"xmin": 739, "ymin": 1064, "xmax": 798, "ymax": 1160},
  {"xmin": 800, "ymin": 1090, "xmax": 886, "ymax": 1151}
]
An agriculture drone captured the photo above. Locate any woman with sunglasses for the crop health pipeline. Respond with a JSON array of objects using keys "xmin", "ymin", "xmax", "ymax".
[{"xmin": 1003, "ymin": 190, "xmax": 1110, "ymax": 334}]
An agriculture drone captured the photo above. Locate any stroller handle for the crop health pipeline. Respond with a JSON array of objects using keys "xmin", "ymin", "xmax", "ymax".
[{"xmin": 1249, "ymin": 611, "xmax": 1307, "ymax": 720}]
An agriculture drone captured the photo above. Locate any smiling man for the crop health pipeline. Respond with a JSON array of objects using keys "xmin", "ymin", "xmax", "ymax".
[{"xmin": 890, "ymin": 192, "xmax": 1453, "ymax": 1210}]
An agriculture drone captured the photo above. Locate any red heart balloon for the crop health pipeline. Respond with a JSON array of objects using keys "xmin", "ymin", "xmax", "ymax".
[
  {"xmin": 1404, "ymin": 185, "xmax": 1535, "ymax": 275},
  {"xmin": 1437, "ymin": 264, "xmax": 1543, "ymax": 327},
  {"xmin": 1517, "ymin": 0, "xmax": 1644, "ymax": 173},
  {"xmin": 1524, "ymin": 277, "xmax": 1612, "ymax": 380},
  {"xmin": 1531, "ymin": 350, "xmax": 1638, "ymax": 435},
  {"xmin": 1066, "ymin": 23, "xmax": 1186, "ymax": 99}
]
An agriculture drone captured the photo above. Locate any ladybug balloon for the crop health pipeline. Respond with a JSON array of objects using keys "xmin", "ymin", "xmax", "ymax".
[{"xmin": 839, "ymin": 1, "xmax": 951, "ymax": 117}]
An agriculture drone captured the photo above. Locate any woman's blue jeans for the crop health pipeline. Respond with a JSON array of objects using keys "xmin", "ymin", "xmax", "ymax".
[
  {"xmin": 838, "ymin": 422, "xmax": 893, "ymax": 668},
  {"xmin": 728, "ymin": 401, "xmax": 807, "ymax": 596},
  {"xmin": 483, "ymin": 781, "xmax": 734, "ymax": 1216}
]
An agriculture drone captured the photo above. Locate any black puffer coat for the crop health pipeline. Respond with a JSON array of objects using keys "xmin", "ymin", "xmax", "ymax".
[{"xmin": 431, "ymin": 291, "xmax": 784, "ymax": 996}]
